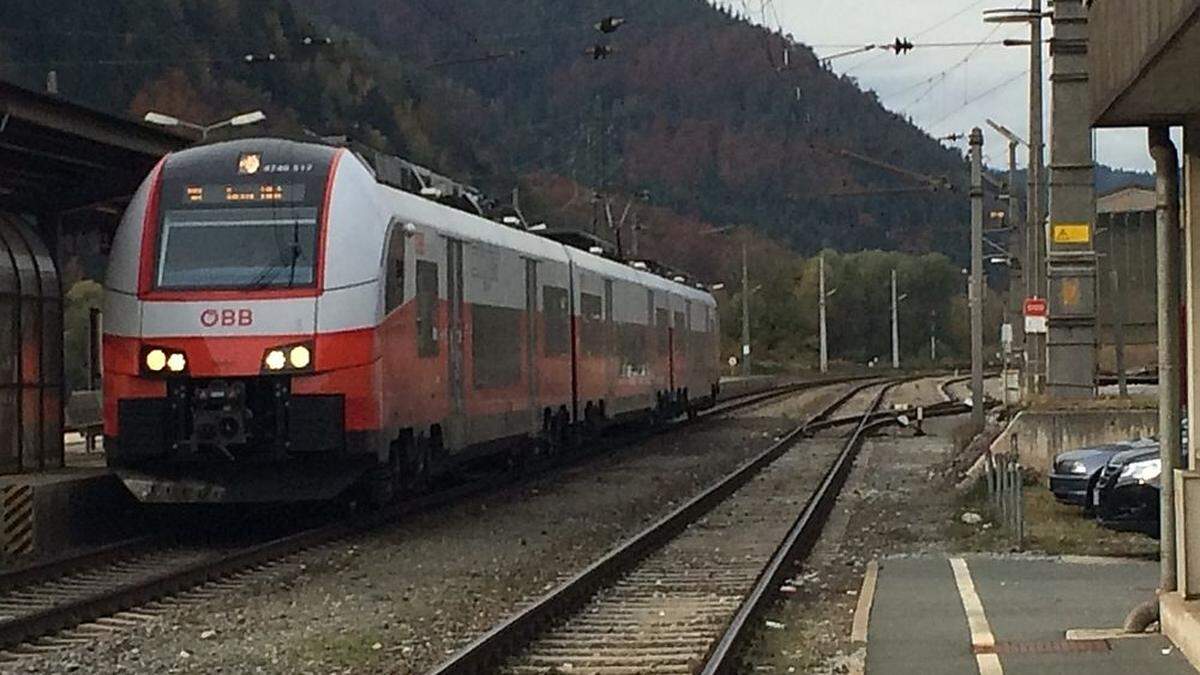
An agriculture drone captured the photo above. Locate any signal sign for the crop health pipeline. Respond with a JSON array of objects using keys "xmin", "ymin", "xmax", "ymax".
[{"xmin": 1024, "ymin": 296, "xmax": 1048, "ymax": 334}]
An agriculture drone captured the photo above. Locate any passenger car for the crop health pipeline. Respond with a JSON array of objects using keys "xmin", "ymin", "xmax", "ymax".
[
  {"xmin": 1094, "ymin": 444, "xmax": 1163, "ymax": 536},
  {"xmin": 1049, "ymin": 438, "xmax": 1156, "ymax": 509}
]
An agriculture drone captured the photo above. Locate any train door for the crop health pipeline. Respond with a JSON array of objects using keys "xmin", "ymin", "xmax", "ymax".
[
  {"xmin": 604, "ymin": 279, "xmax": 614, "ymax": 404},
  {"xmin": 568, "ymin": 262, "xmax": 579, "ymax": 421},
  {"xmin": 524, "ymin": 258, "xmax": 538, "ymax": 429},
  {"xmin": 662, "ymin": 299, "xmax": 674, "ymax": 392},
  {"xmin": 446, "ymin": 240, "xmax": 466, "ymax": 449}
]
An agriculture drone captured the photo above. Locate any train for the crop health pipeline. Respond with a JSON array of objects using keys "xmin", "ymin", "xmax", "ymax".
[{"xmin": 102, "ymin": 138, "xmax": 721, "ymax": 504}]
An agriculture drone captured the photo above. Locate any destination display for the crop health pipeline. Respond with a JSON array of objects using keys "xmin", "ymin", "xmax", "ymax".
[{"xmin": 182, "ymin": 183, "xmax": 307, "ymax": 205}]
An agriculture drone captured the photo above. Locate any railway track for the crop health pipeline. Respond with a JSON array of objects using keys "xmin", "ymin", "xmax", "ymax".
[
  {"xmin": 428, "ymin": 377, "xmax": 936, "ymax": 675},
  {"xmin": 0, "ymin": 375, "xmax": 866, "ymax": 662}
]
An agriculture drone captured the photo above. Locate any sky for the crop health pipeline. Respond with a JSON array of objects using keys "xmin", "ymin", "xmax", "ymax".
[{"xmin": 738, "ymin": 0, "xmax": 1157, "ymax": 173}]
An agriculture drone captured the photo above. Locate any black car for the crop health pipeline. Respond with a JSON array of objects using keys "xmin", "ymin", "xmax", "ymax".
[
  {"xmin": 1092, "ymin": 419, "xmax": 1189, "ymax": 536},
  {"xmin": 1049, "ymin": 439, "xmax": 1156, "ymax": 509},
  {"xmin": 1094, "ymin": 445, "xmax": 1169, "ymax": 537}
]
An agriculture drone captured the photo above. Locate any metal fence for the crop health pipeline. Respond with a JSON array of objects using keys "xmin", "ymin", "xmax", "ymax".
[{"xmin": 985, "ymin": 451, "xmax": 1024, "ymax": 548}]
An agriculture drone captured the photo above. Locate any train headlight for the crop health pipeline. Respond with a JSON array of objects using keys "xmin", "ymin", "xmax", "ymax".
[
  {"xmin": 166, "ymin": 353, "xmax": 187, "ymax": 373},
  {"xmin": 264, "ymin": 350, "xmax": 288, "ymax": 371},
  {"xmin": 141, "ymin": 346, "xmax": 188, "ymax": 376},
  {"xmin": 262, "ymin": 340, "xmax": 314, "ymax": 374},
  {"xmin": 289, "ymin": 345, "xmax": 311, "ymax": 369},
  {"xmin": 145, "ymin": 349, "xmax": 167, "ymax": 372}
]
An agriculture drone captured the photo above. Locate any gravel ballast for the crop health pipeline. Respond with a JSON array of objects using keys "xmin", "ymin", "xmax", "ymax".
[{"xmin": 6, "ymin": 384, "xmax": 849, "ymax": 675}]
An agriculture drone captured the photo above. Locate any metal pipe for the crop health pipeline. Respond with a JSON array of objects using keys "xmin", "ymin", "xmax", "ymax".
[
  {"xmin": 1111, "ymin": 270, "xmax": 1128, "ymax": 397},
  {"xmin": 1150, "ymin": 126, "xmax": 1181, "ymax": 593}
]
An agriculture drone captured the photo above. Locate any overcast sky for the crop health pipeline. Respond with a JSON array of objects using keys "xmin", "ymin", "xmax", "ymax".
[{"xmin": 744, "ymin": 0, "xmax": 1155, "ymax": 173}]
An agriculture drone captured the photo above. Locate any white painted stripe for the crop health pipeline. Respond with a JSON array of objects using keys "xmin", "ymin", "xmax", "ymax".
[
  {"xmin": 851, "ymin": 560, "xmax": 880, "ymax": 643},
  {"xmin": 1066, "ymin": 627, "xmax": 1153, "ymax": 641},
  {"xmin": 949, "ymin": 557, "xmax": 1004, "ymax": 675}
]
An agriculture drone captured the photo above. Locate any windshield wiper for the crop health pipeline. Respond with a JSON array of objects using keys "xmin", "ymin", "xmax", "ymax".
[{"xmin": 287, "ymin": 218, "xmax": 301, "ymax": 288}]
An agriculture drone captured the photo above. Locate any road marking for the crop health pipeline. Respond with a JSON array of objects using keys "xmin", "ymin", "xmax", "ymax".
[
  {"xmin": 950, "ymin": 557, "xmax": 1003, "ymax": 675},
  {"xmin": 1066, "ymin": 627, "xmax": 1153, "ymax": 641},
  {"xmin": 851, "ymin": 560, "xmax": 879, "ymax": 643}
]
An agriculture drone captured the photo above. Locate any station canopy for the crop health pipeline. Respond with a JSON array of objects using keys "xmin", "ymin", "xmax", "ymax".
[
  {"xmin": 0, "ymin": 79, "xmax": 187, "ymax": 475},
  {"xmin": 0, "ymin": 80, "xmax": 186, "ymax": 225}
]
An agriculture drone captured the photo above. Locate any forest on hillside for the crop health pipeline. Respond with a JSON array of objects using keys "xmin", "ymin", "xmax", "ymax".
[
  {"xmin": 0, "ymin": 0, "xmax": 975, "ymax": 257},
  {"xmin": 0, "ymin": 0, "xmax": 1064, "ymax": 371}
]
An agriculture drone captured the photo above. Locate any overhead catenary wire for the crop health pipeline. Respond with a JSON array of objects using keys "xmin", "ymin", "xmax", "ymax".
[
  {"xmin": 842, "ymin": 0, "xmax": 988, "ymax": 74},
  {"xmin": 927, "ymin": 69, "xmax": 1029, "ymax": 129},
  {"xmin": 883, "ymin": 23, "xmax": 1004, "ymax": 101}
]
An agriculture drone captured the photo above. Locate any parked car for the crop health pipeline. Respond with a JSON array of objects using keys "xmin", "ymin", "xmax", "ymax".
[
  {"xmin": 1049, "ymin": 438, "xmax": 1156, "ymax": 510},
  {"xmin": 1093, "ymin": 444, "xmax": 1163, "ymax": 537}
]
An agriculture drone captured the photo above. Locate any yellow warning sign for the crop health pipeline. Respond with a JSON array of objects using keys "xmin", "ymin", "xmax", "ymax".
[{"xmin": 1052, "ymin": 222, "xmax": 1091, "ymax": 244}]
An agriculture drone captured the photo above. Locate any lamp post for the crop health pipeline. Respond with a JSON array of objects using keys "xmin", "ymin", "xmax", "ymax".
[
  {"xmin": 143, "ymin": 110, "xmax": 266, "ymax": 140},
  {"xmin": 701, "ymin": 226, "xmax": 752, "ymax": 376}
]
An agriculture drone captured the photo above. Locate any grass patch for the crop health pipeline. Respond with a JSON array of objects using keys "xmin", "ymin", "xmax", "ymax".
[
  {"xmin": 949, "ymin": 480, "xmax": 1159, "ymax": 558},
  {"xmin": 295, "ymin": 629, "xmax": 391, "ymax": 670}
]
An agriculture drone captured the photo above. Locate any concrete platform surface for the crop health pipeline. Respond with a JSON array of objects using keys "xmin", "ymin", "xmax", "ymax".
[
  {"xmin": 0, "ymin": 468, "xmax": 137, "ymax": 565},
  {"xmin": 865, "ymin": 554, "xmax": 1194, "ymax": 674}
]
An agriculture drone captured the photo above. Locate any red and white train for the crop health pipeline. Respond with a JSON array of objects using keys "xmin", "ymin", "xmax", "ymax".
[{"xmin": 103, "ymin": 138, "xmax": 720, "ymax": 503}]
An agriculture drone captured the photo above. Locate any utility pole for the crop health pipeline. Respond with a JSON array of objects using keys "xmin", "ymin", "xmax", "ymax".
[
  {"xmin": 741, "ymin": 242, "xmax": 751, "ymax": 377},
  {"xmin": 1029, "ymin": 0, "xmax": 1046, "ymax": 396},
  {"xmin": 970, "ymin": 128, "xmax": 986, "ymax": 431},
  {"xmin": 986, "ymin": 2, "xmax": 1046, "ymax": 395},
  {"xmin": 1045, "ymin": 0, "xmax": 1097, "ymax": 397},
  {"xmin": 819, "ymin": 255, "xmax": 829, "ymax": 374},
  {"xmin": 891, "ymin": 269, "xmax": 900, "ymax": 369},
  {"xmin": 987, "ymin": 118, "xmax": 1028, "ymax": 396}
]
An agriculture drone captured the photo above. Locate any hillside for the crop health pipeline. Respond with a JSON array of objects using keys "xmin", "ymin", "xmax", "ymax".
[
  {"xmin": 0, "ymin": 0, "xmax": 1029, "ymax": 365},
  {"xmin": 294, "ymin": 0, "xmax": 973, "ymax": 257},
  {"xmin": 0, "ymin": 0, "xmax": 980, "ymax": 260}
]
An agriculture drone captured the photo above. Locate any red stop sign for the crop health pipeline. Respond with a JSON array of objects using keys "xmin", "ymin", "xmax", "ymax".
[{"xmin": 1024, "ymin": 297, "xmax": 1047, "ymax": 317}]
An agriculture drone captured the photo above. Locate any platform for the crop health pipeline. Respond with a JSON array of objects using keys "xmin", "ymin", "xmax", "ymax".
[
  {"xmin": 0, "ymin": 467, "xmax": 139, "ymax": 566},
  {"xmin": 861, "ymin": 554, "xmax": 1194, "ymax": 674}
]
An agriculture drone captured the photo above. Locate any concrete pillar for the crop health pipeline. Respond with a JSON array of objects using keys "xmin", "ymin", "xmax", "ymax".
[
  {"xmin": 1154, "ymin": 127, "xmax": 1183, "ymax": 592},
  {"xmin": 1176, "ymin": 120, "xmax": 1200, "ymax": 598},
  {"xmin": 1046, "ymin": 0, "xmax": 1097, "ymax": 397},
  {"xmin": 1188, "ymin": 119, "xmax": 1200, "ymax": 466}
]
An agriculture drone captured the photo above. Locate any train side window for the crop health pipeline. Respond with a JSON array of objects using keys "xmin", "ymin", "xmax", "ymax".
[
  {"xmin": 655, "ymin": 308, "xmax": 669, "ymax": 356},
  {"xmin": 674, "ymin": 311, "xmax": 687, "ymax": 357},
  {"xmin": 385, "ymin": 227, "xmax": 406, "ymax": 313},
  {"xmin": 544, "ymin": 286, "xmax": 570, "ymax": 356},
  {"xmin": 472, "ymin": 305, "xmax": 521, "ymax": 388},
  {"xmin": 580, "ymin": 292, "xmax": 603, "ymax": 355},
  {"xmin": 416, "ymin": 260, "xmax": 439, "ymax": 357}
]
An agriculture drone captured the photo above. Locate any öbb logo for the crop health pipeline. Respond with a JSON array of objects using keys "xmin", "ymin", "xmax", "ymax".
[{"xmin": 200, "ymin": 308, "xmax": 254, "ymax": 328}]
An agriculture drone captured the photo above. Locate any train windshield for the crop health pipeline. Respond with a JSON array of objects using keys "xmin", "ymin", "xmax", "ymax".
[{"xmin": 155, "ymin": 207, "xmax": 319, "ymax": 290}]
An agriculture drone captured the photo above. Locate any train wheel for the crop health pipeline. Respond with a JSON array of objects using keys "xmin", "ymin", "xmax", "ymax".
[
  {"xmin": 366, "ymin": 460, "xmax": 397, "ymax": 508},
  {"xmin": 537, "ymin": 410, "xmax": 555, "ymax": 456},
  {"xmin": 401, "ymin": 435, "xmax": 431, "ymax": 492},
  {"xmin": 552, "ymin": 407, "xmax": 571, "ymax": 452}
]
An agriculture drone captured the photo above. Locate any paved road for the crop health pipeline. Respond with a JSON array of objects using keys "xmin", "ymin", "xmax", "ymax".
[{"xmin": 866, "ymin": 554, "xmax": 1193, "ymax": 674}]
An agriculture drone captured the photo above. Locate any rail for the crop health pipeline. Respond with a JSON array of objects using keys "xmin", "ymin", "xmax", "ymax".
[
  {"xmin": 427, "ymin": 377, "xmax": 898, "ymax": 674},
  {"xmin": 0, "ymin": 374, "xmax": 843, "ymax": 656}
]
